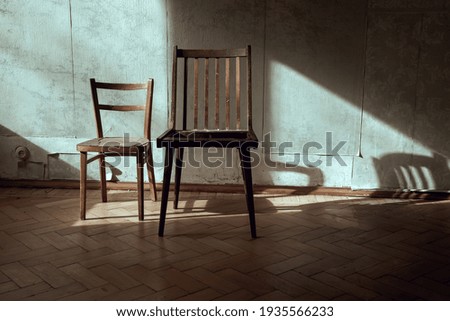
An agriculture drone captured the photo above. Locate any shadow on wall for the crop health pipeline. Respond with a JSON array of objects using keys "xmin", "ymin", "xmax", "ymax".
[
  {"xmin": 257, "ymin": 153, "xmax": 325, "ymax": 187},
  {"xmin": 2, "ymin": 0, "xmax": 449, "ymax": 191},
  {"xmin": 0, "ymin": 125, "xmax": 78, "ymax": 180},
  {"xmin": 265, "ymin": 1, "xmax": 450, "ymax": 152},
  {"xmin": 373, "ymin": 153, "xmax": 450, "ymax": 191},
  {"xmin": 265, "ymin": 1, "xmax": 450, "ymax": 191},
  {"xmin": 0, "ymin": 0, "xmax": 167, "ymax": 184},
  {"xmin": 0, "ymin": 124, "xmax": 127, "ymax": 183},
  {"xmin": 362, "ymin": 10, "xmax": 450, "ymax": 158},
  {"xmin": 165, "ymin": 0, "xmax": 331, "ymax": 188}
]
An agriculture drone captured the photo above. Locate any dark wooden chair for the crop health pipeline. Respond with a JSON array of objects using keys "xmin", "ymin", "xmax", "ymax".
[
  {"xmin": 77, "ymin": 78, "xmax": 157, "ymax": 221},
  {"xmin": 157, "ymin": 46, "xmax": 258, "ymax": 238}
]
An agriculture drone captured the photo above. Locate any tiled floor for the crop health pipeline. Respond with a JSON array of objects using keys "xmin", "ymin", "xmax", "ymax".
[{"xmin": 0, "ymin": 187, "xmax": 449, "ymax": 300}]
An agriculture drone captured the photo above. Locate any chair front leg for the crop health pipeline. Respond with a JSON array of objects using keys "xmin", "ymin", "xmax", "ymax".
[
  {"xmin": 146, "ymin": 145, "xmax": 158, "ymax": 202},
  {"xmin": 99, "ymin": 154, "xmax": 107, "ymax": 202},
  {"xmin": 80, "ymin": 152, "xmax": 87, "ymax": 220},
  {"xmin": 137, "ymin": 151, "xmax": 145, "ymax": 221},
  {"xmin": 159, "ymin": 146, "xmax": 174, "ymax": 236},
  {"xmin": 238, "ymin": 146, "xmax": 257, "ymax": 239}
]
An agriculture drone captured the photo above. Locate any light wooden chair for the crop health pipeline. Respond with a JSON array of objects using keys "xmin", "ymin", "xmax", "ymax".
[
  {"xmin": 77, "ymin": 78, "xmax": 157, "ymax": 220},
  {"xmin": 157, "ymin": 46, "xmax": 258, "ymax": 238}
]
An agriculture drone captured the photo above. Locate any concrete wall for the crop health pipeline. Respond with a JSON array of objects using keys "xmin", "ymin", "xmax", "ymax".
[{"xmin": 1, "ymin": 0, "xmax": 449, "ymax": 191}]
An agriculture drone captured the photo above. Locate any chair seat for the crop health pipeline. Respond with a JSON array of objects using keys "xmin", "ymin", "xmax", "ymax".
[
  {"xmin": 157, "ymin": 129, "xmax": 258, "ymax": 148},
  {"xmin": 77, "ymin": 137, "xmax": 149, "ymax": 153}
]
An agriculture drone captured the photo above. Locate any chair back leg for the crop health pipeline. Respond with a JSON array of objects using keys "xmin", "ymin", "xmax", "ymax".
[
  {"xmin": 174, "ymin": 147, "xmax": 185, "ymax": 209},
  {"xmin": 136, "ymin": 151, "xmax": 145, "ymax": 221}
]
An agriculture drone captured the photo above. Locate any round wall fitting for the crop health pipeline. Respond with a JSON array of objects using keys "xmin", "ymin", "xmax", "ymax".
[{"xmin": 15, "ymin": 146, "xmax": 31, "ymax": 161}]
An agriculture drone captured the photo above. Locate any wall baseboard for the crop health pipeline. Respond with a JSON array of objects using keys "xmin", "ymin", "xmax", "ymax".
[{"xmin": 0, "ymin": 179, "xmax": 449, "ymax": 200}]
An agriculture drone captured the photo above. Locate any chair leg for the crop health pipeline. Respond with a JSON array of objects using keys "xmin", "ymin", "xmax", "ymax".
[
  {"xmin": 146, "ymin": 145, "xmax": 157, "ymax": 202},
  {"xmin": 99, "ymin": 154, "xmax": 107, "ymax": 202},
  {"xmin": 80, "ymin": 152, "xmax": 87, "ymax": 220},
  {"xmin": 174, "ymin": 147, "xmax": 184, "ymax": 209},
  {"xmin": 239, "ymin": 146, "xmax": 257, "ymax": 239},
  {"xmin": 137, "ymin": 152, "xmax": 145, "ymax": 221},
  {"xmin": 159, "ymin": 146, "xmax": 174, "ymax": 236}
]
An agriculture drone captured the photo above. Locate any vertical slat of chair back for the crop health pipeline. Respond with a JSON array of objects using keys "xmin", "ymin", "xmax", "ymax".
[
  {"xmin": 236, "ymin": 57, "xmax": 241, "ymax": 129},
  {"xmin": 193, "ymin": 58, "xmax": 199, "ymax": 129},
  {"xmin": 182, "ymin": 57, "xmax": 188, "ymax": 130},
  {"xmin": 247, "ymin": 45, "xmax": 252, "ymax": 130},
  {"xmin": 204, "ymin": 58, "xmax": 209, "ymax": 129},
  {"xmin": 225, "ymin": 57, "xmax": 230, "ymax": 130},
  {"xmin": 172, "ymin": 46, "xmax": 251, "ymax": 131},
  {"xmin": 90, "ymin": 78, "xmax": 153, "ymax": 139},
  {"xmin": 91, "ymin": 78, "xmax": 104, "ymax": 138},
  {"xmin": 170, "ymin": 46, "xmax": 178, "ymax": 129},
  {"xmin": 143, "ymin": 79, "xmax": 154, "ymax": 140},
  {"xmin": 215, "ymin": 58, "xmax": 220, "ymax": 129}
]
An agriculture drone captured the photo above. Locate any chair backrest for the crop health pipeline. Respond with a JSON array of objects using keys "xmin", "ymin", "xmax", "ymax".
[
  {"xmin": 90, "ymin": 78, "xmax": 154, "ymax": 139},
  {"xmin": 169, "ymin": 46, "xmax": 252, "ymax": 131}
]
